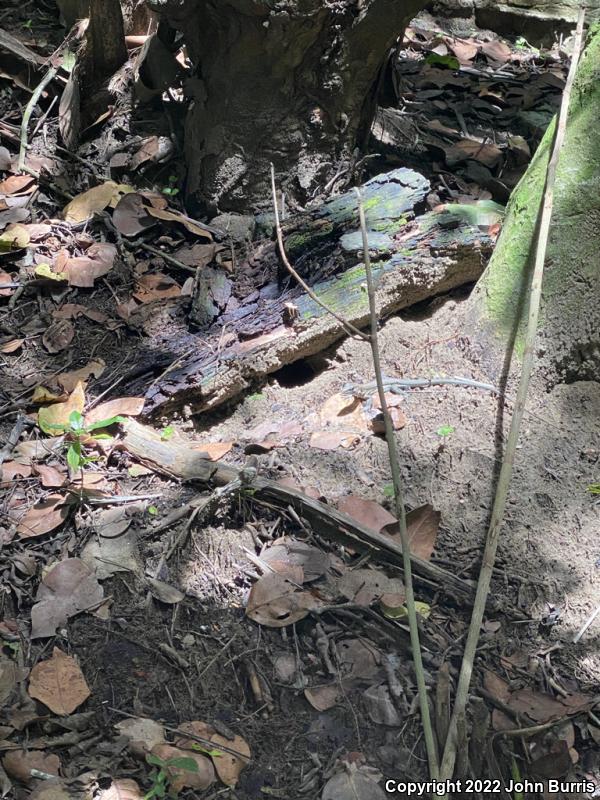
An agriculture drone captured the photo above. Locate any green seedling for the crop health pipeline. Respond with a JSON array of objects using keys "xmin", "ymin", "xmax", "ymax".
[
  {"xmin": 161, "ymin": 425, "xmax": 175, "ymax": 441},
  {"xmin": 46, "ymin": 410, "xmax": 125, "ymax": 474},
  {"xmin": 22, "ymin": 19, "xmax": 33, "ymax": 29},
  {"xmin": 162, "ymin": 175, "xmax": 180, "ymax": 197},
  {"xmin": 190, "ymin": 742, "xmax": 223, "ymax": 758},
  {"xmin": 148, "ymin": 505, "xmax": 159, "ymax": 516},
  {"xmin": 383, "ymin": 483, "xmax": 395, "ymax": 498},
  {"xmin": 436, "ymin": 424, "xmax": 455, "ymax": 437},
  {"xmin": 144, "ymin": 752, "xmax": 199, "ymax": 799},
  {"xmin": 587, "ymin": 483, "xmax": 600, "ymax": 494}
]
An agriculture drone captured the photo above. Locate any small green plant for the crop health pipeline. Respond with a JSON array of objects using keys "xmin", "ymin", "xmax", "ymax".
[
  {"xmin": 144, "ymin": 752, "xmax": 199, "ymax": 799},
  {"xmin": 22, "ymin": 19, "xmax": 33, "ymax": 29},
  {"xmin": 436, "ymin": 424, "xmax": 455, "ymax": 437},
  {"xmin": 587, "ymin": 483, "xmax": 600, "ymax": 495},
  {"xmin": 383, "ymin": 483, "xmax": 395, "ymax": 498},
  {"xmin": 47, "ymin": 410, "xmax": 125, "ymax": 474},
  {"xmin": 161, "ymin": 175, "xmax": 180, "ymax": 197},
  {"xmin": 148, "ymin": 505, "xmax": 159, "ymax": 516},
  {"xmin": 161, "ymin": 425, "xmax": 175, "ymax": 441}
]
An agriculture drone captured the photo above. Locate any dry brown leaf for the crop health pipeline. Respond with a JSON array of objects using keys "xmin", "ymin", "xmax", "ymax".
[
  {"xmin": 150, "ymin": 744, "xmax": 215, "ymax": 792},
  {"xmin": 32, "ymin": 464, "xmax": 66, "ymax": 488},
  {"xmin": 2, "ymin": 750, "xmax": 60, "ymax": 784},
  {"xmin": 445, "ymin": 37, "xmax": 478, "ymax": 64},
  {"xmin": 246, "ymin": 573, "xmax": 316, "ymax": 628},
  {"xmin": 30, "ymin": 558, "xmax": 104, "ymax": 638},
  {"xmin": 96, "ymin": 779, "xmax": 144, "ymax": 800},
  {"xmin": 16, "ymin": 493, "xmax": 70, "ymax": 539},
  {"xmin": 479, "ymin": 39, "xmax": 512, "ymax": 64},
  {"xmin": 337, "ymin": 568, "xmax": 404, "ymax": 607},
  {"xmin": 38, "ymin": 381, "xmax": 85, "ymax": 434},
  {"xmin": 63, "ymin": 182, "xmax": 132, "ymax": 223},
  {"xmin": 261, "ymin": 538, "xmax": 330, "ymax": 583},
  {"xmin": 145, "ymin": 205, "xmax": 212, "ymax": 240},
  {"xmin": 1, "ymin": 461, "xmax": 31, "ymax": 481},
  {"xmin": 309, "ymin": 431, "xmax": 359, "ymax": 450},
  {"xmin": 133, "ymin": 273, "xmax": 181, "ymax": 302},
  {"xmin": 337, "ymin": 495, "xmax": 396, "ymax": 532},
  {"xmin": 176, "ymin": 721, "xmax": 251, "ymax": 787},
  {"xmin": 63, "ymin": 242, "xmax": 117, "ymax": 287},
  {"xmin": 0, "ymin": 175, "xmax": 35, "ymax": 196},
  {"xmin": 0, "ymin": 223, "xmax": 30, "ymax": 249},
  {"xmin": 190, "ymin": 441, "xmax": 234, "ymax": 460},
  {"xmin": 0, "ymin": 268, "xmax": 15, "ymax": 297},
  {"xmin": 42, "ymin": 319, "xmax": 75, "ymax": 354},
  {"xmin": 320, "ymin": 393, "xmax": 369, "ymax": 431},
  {"xmin": 85, "ymin": 396, "xmax": 145, "ymax": 425},
  {"xmin": 145, "ymin": 577, "xmax": 185, "ymax": 604},
  {"xmin": 28, "ymin": 647, "xmax": 90, "ymax": 714},
  {"xmin": 445, "ymin": 139, "xmax": 502, "ymax": 168},
  {"xmin": 113, "ymin": 192, "xmax": 156, "ymax": 237},
  {"xmin": 56, "ymin": 359, "xmax": 106, "ymax": 392},
  {"xmin": 115, "ymin": 717, "xmax": 166, "ymax": 758},
  {"xmin": 0, "ymin": 338, "xmax": 24, "ymax": 353},
  {"xmin": 304, "ymin": 684, "xmax": 343, "ymax": 711},
  {"xmin": 405, "ymin": 505, "xmax": 441, "ymax": 560},
  {"xmin": 322, "ymin": 767, "xmax": 387, "ymax": 800}
]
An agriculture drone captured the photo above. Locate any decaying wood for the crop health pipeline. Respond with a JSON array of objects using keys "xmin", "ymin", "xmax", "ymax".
[
  {"xmin": 129, "ymin": 169, "xmax": 498, "ymax": 419},
  {"xmin": 120, "ymin": 419, "xmax": 476, "ymax": 603}
]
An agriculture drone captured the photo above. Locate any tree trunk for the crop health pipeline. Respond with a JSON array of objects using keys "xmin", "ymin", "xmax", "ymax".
[
  {"xmin": 86, "ymin": 0, "xmax": 128, "ymax": 90},
  {"xmin": 146, "ymin": 0, "xmax": 427, "ymax": 213},
  {"xmin": 465, "ymin": 27, "xmax": 600, "ymax": 385}
]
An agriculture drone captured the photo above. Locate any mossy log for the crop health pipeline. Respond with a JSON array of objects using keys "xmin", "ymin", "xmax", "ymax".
[
  {"xmin": 126, "ymin": 168, "xmax": 500, "ymax": 419},
  {"xmin": 465, "ymin": 26, "xmax": 600, "ymax": 384}
]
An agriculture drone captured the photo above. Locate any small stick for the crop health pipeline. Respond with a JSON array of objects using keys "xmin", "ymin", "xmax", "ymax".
[
  {"xmin": 438, "ymin": 6, "xmax": 587, "ymax": 786},
  {"xmin": 270, "ymin": 164, "xmax": 369, "ymax": 342},
  {"xmin": 0, "ymin": 412, "xmax": 30, "ymax": 467},
  {"xmin": 355, "ymin": 186, "xmax": 439, "ymax": 780},
  {"xmin": 572, "ymin": 604, "xmax": 600, "ymax": 643},
  {"xmin": 18, "ymin": 65, "xmax": 59, "ymax": 171}
]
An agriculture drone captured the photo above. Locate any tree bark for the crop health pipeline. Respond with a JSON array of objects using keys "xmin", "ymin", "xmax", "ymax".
[
  {"xmin": 465, "ymin": 27, "xmax": 600, "ymax": 385},
  {"xmin": 146, "ymin": 0, "xmax": 427, "ymax": 213},
  {"xmin": 86, "ymin": 0, "xmax": 128, "ymax": 89}
]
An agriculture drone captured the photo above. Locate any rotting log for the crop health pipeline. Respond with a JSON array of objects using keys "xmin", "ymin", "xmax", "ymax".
[
  {"xmin": 120, "ymin": 419, "xmax": 476, "ymax": 605},
  {"xmin": 124, "ymin": 169, "xmax": 500, "ymax": 418}
]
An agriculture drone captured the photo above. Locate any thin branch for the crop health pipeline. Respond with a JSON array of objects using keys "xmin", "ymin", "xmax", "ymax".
[
  {"xmin": 270, "ymin": 164, "xmax": 370, "ymax": 342},
  {"xmin": 355, "ymin": 187, "xmax": 439, "ymax": 780},
  {"xmin": 438, "ymin": 6, "xmax": 587, "ymax": 785},
  {"xmin": 18, "ymin": 65, "xmax": 59, "ymax": 171}
]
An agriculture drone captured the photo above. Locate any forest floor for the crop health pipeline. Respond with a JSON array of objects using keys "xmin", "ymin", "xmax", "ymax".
[{"xmin": 0, "ymin": 3, "xmax": 599, "ymax": 800}]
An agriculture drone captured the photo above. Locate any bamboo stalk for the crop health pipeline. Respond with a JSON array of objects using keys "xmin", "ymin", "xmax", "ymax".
[
  {"xmin": 355, "ymin": 187, "xmax": 440, "ymax": 780},
  {"xmin": 438, "ymin": 6, "xmax": 587, "ymax": 786}
]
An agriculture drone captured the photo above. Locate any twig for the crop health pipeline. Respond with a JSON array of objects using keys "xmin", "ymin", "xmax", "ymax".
[
  {"xmin": 0, "ymin": 412, "xmax": 30, "ymax": 467},
  {"xmin": 270, "ymin": 164, "xmax": 369, "ymax": 342},
  {"xmin": 438, "ymin": 7, "xmax": 587, "ymax": 786},
  {"xmin": 572, "ymin": 604, "xmax": 600, "ymax": 643},
  {"xmin": 355, "ymin": 187, "xmax": 439, "ymax": 780},
  {"xmin": 18, "ymin": 65, "xmax": 59, "ymax": 171}
]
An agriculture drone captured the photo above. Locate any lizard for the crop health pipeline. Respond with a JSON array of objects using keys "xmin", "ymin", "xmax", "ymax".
[{"xmin": 342, "ymin": 376, "xmax": 499, "ymax": 400}]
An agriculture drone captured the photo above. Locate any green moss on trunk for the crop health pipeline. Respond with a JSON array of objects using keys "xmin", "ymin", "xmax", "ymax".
[{"xmin": 468, "ymin": 28, "xmax": 600, "ymax": 378}]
